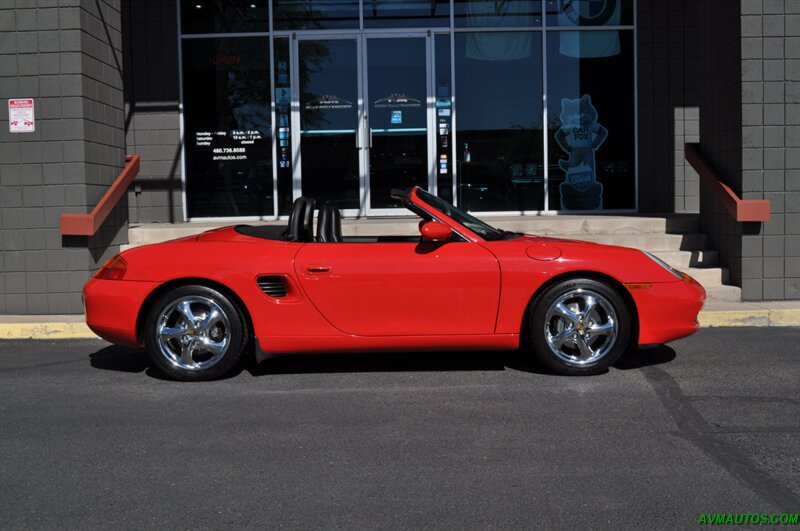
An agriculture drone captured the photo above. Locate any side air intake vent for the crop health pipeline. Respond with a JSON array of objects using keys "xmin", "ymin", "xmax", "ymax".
[{"xmin": 257, "ymin": 276, "xmax": 288, "ymax": 298}]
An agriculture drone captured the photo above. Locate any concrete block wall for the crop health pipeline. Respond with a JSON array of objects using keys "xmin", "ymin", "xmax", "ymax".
[
  {"xmin": 697, "ymin": 0, "xmax": 743, "ymax": 297},
  {"xmin": 122, "ymin": 0, "xmax": 183, "ymax": 223},
  {"xmin": 698, "ymin": 0, "xmax": 799, "ymax": 300},
  {"xmin": 0, "ymin": 0, "xmax": 126, "ymax": 314},
  {"xmin": 637, "ymin": 0, "xmax": 701, "ymax": 214}
]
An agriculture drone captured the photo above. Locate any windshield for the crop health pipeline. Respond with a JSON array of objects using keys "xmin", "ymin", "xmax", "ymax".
[{"xmin": 415, "ymin": 188, "xmax": 507, "ymax": 241}]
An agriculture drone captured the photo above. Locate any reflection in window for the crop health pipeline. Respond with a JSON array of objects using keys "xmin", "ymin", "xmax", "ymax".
[
  {"xmin": 367, "ymin": 38, "xmax": 429, "ymax": 209},
  {"xmin": 273, "ymin": 0, "xmax": 359, "ymax": 29},
  {"xmin": 546, "ymin": 31, "xmax": 634, "ymax": 211},
  {"xmin": 181, "ymin": 0, "xmax": 269, "ymax": 34},
  {"xmin": 455, "ymin": 32, "xmax": 544, "ymax": 212},
  {"xmin": 544, "ymin": 0, "xmax": 632, "ymax": 27},
  {"xmin": 454, "ymin": 0, "xmax": 542, "ymax": 28},
  {"xmin": 435, "ymin": 34, "xmax": 453, "ymax": 202},
  {"xmin": 298, "ymin": 40, "xmax": 360, "ymax": 209},
  {"xmin": 363, "ymin": 0, "xmax": 449, "ymax": 28},
  {"xmin": 182, "ymin": 38, "xmax": 273, "ymax": 217},
  {"xmin": 275, "ymin": 38, "xmax": 293, "ymax": 216}
]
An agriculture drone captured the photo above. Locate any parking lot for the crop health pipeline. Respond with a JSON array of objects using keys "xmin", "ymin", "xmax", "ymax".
[{"xmin": 1, "ymin": 327, "xmax": 799, "ymax": 529}]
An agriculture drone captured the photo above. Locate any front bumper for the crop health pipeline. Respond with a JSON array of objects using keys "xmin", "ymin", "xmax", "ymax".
[
  {"xmin": 630, "ymin": 277, "xmax": 706, "ymax": 345},
  {"xmin": 83, "ymin": 277, "xmax": 161, "ymax": 348}
]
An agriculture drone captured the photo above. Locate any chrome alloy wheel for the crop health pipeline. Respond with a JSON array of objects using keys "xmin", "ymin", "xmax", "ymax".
[
  {"xmin": 543, "ymin": 288, "xmax": 618, "ymax": 366},
  {"xmin": 155, "ymin": 296, "xmax": 231, "ymax": 372}
]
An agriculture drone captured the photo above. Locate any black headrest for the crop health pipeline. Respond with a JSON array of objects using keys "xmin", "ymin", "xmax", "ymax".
[
  {"xmin": 316, "ymin": 205, "xmax": 342, "ymax": 243},
  {"xmin": 284, "ymin": 197, "xmax": 316, "ymax": 242}
]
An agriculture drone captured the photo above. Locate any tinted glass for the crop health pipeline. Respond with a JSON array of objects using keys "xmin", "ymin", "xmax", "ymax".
[
  {"xmin": 546, "ymin": 30, "xmax": 634, "ymax": 211},
  {"xmin": 367, "ymin": 38, "xmax": 429, "ymax": 209},
  {"xmin": 182, "ymin": 38, "xmax": 273, "ymax": 218},
  {"xmin": 454, "ymin": 32, "xmax": 544, "ymax": 212},
  {"xmin": 434, "ymin": 34, "xmax": 453, "ymax": 202},
  {"xmin": 181, "ymin": 0, "xmax": 269, "ymax": 34},
  {"xmin": 454, "ymin": 0, "xmax": 542, "ymax": 28},
  {"xmin": 273, "ymin": 0, "xmax": 359, "ymax": 29},
  {"xmin": 545, "ymin": 0, "xmax": 633, "ymax": 27},
  {"xmin": 274, "ymin": 38, "xmax": 294, "ymax": 216},
  {"xmin": 299, "ymin": 39, "xmax": 360, "ymax": 210},
  {"xmin": 363, "ymin": 0, "xmax": 449, "ymax": 28}
]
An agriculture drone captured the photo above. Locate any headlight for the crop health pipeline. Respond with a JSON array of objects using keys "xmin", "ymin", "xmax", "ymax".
[{"xmin": 642, "ymin": 251, "xmax": 684, "ymax": 280}]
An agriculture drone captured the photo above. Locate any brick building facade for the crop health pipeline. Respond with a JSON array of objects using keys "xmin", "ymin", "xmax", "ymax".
[{"xmin": 0, "ymin": 0, "xmax": 798, "ymax": 314}]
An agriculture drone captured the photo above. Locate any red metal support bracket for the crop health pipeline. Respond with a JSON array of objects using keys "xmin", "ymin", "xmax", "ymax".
[
  {"xmin": 60, "ymin": 154, "xmax": 141, "ymax": 236},
  {"xmin": 685, "ymin": 143, "xmax": 770, "ymax": 222}
]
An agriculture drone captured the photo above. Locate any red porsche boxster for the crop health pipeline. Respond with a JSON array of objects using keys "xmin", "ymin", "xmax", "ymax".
[{"xmin": 84, "ymin": 187, "xmax": 705, "ymax": 381}]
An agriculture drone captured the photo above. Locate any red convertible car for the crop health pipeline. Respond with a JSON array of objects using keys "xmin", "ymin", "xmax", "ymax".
[{"xmin": 84, "ymin": 187, "xmax": 705, "ymax": 381}]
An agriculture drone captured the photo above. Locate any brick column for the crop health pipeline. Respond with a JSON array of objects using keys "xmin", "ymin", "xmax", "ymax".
[
  {"xmin": 697, "ymin": 0, "xmax": 799, "ymax": 301},
  {"xmin": 122, "ymin": 0, "xmax": 182, "ymax": 224},
  {"xmin": 0, "ymin": 0, "xmax": 127, "ymax": 315}
]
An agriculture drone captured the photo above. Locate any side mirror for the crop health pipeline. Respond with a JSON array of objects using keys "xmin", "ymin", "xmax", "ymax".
[{"xmin": 420, "ymin": 221, "xmax": 453, "ymax": 242}]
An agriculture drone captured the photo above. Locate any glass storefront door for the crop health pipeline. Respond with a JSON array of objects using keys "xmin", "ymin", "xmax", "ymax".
[
  {"xmin": 363, "ymin": 35, "xmax": 431, "ymax": 213},
  {"xmin": 295, "ymin": 37, "xmax": 361, "ymax": 211},
  {"xmin": 180, "ymin": 1, "xmax": 638, "ymax": 219},
  {"xmin": 292, "ymin": 33, "xmax": 436, "ymax": 216}
]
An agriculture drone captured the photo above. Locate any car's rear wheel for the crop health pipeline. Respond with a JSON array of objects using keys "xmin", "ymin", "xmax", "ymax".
[
  {"xmin": 144, "ymin": 285, "xmax": 246, "ymax": 381},
  {"xmin": 528, "ymin": 278, "xmax": 631, "ymax": 375}
]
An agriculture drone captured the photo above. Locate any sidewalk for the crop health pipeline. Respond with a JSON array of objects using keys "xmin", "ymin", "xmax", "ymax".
[{"xmin": 1, "ymin": 302, "xmax": 797, "ymax": 340}]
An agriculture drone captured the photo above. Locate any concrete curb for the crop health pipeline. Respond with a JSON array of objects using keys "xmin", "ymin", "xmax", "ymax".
[
  {"xmin": 698, "ymin": 308, "xmax": 799, "ymax": 328},
  {"xmin": 0, "ymin": 322, "xmax": 96, "ymax": 340},
  {"xmin": 1, "ymin": 306, "xmax": 798, "ymax": 340}
]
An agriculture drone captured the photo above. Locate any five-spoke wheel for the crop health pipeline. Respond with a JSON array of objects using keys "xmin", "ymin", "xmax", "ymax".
[
  {"xmin": 529, "ymin": 278, "xmax": 631, "ymax": 375},
  {"xmin": 145, "ymin": 286, "xmax": 247, "ymax": 381}
]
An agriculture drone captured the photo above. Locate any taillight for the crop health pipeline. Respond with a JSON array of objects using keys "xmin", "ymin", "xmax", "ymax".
[{"xmin": 96, "ymin": 255, "xmax": 128, "ymax": 280}]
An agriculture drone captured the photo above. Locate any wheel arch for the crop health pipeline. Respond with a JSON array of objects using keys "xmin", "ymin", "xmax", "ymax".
[
  {"xmin": 136, "ymin": 277, "xmax": 255, "ymax": 348},
  {"xmin": 521, "ymin": 270, "xmax": 640, "ymax": 348}
]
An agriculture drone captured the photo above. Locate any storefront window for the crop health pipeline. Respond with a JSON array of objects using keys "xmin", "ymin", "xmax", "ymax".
[
  {"xmin": 179, "ymin": 1, "xmax": 638, "ymax": 218},
  {"xmin": 274, "ymin": 38, "xmax": 294, "ymax": 216},
  {"xmin": 298, "ymin": 39, "xmax": 360, "ymax": 210},
  {"xmin": 181, "ymin": 0, "xmax": 269, "ymax": 34},
  {"xmin": 545, "ymin": 0, "xmax": 633, "ymax": 27},
  {"xmin": 454, "ymin": 0, "xmax": 542, "ymax": 28},
  {"xmin": 435, "ymin": 34, "xmax": 453, "ymax": 202},
  {"xmin": 273, "ymin": 0, "xmax": 359, "ymax": 30},
  {"xmin": 455, "ymin": 32, "xmax": 544, "ymax": 212},
  {"xmin": 182, "ymin": 38, "xmax": 274, "ymax": 218},
  {"xmin": 363, "ymin": 0, "xmax": 450, "ymax": 28},
  {"xmin": 546, "ymin": 30, "xmax": 634, "ymax": 211}
]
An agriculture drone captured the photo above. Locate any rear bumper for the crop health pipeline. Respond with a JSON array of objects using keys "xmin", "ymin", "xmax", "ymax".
[
  {"xmin": 631, "ymin": 278, "xmax": 706, "ymax": 345},
  {"xmin": 83, "ymin": 277, "xmax": 160, "ymax": 348}
]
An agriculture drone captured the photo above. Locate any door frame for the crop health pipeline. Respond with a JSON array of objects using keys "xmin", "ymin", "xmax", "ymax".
[
  {"xmin": 291, "ymin": 33, "xmax": 364, "ymax": 218},
  {"xmin": 361, "ymin": 31, "xmax": 436, "ymax": 216},
  {"xmin": 291, "ymin": 31, "xmax": 437, "ymax": 217}
]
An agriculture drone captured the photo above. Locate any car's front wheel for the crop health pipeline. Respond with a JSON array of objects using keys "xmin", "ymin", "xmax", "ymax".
[
  {"xmin": 528, "ymin": 278, "xmax": 631, "ymax": 375},
  {"xmin": 144, "ymin": 285, "xmax": 247, "ymax": 381}
]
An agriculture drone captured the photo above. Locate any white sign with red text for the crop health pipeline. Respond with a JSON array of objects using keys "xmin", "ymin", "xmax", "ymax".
[{"xmin": 8, "ymin": 99, "xmax": 35, "ymax": 133}]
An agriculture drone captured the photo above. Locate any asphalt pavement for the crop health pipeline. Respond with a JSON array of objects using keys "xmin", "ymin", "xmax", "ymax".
[{"xmin": 1, "ymin": 328, "xmax": 799, "ymax": 530}]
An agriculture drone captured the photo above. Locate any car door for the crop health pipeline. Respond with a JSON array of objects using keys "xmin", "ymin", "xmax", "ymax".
[{"xmin": 294, "ymin": 241, "xmax": 501, "ymax": 336}]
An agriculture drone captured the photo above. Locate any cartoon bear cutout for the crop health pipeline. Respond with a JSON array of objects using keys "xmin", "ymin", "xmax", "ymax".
[{"xmin": 555, "ymin": 95, "xmax": 608, "ymax": 210}]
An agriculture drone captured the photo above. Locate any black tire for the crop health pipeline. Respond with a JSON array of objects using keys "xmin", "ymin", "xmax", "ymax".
[
  {"xmin": 528, "ymin": 278, "xmax": 631, "ymax": 376},
  {"xmin": 144, "ymin": 285, "xmax": 247, "ymax": 381}
]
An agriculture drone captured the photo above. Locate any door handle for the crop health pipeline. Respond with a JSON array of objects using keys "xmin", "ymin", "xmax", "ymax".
[{"xmin": 305, "ymin": 265, "xmax": 331, "ymax": 274}]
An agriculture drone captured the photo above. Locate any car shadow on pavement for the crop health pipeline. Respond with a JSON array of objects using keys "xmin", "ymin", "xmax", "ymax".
[
  {"xmin": 90, "ymin": 345, "xmax": 149, "ymax": 373},
  {"xmin": 88, "ymin": 343, "xmax": 677, "ymax": 380},
  {"xmin": 245, "ymin": 350, "xmax": 509, "ymax": 377},
  {"xmin": 614, "ymin": 344, "xmax": 676, "ymax": 370}
]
